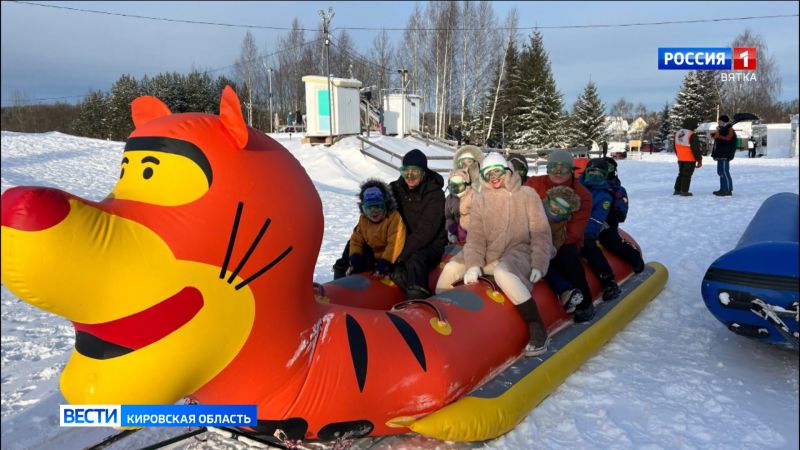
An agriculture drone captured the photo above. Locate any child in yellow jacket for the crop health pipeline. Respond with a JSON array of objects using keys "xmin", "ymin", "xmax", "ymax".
[{"xmin": 348, "ymin": 180, "xmax": 407, "ymax": 277}]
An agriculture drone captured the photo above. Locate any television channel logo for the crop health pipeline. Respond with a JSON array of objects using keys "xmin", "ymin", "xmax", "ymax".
[{"xmin": 658, "ymin": 47, "xmax": 757, "ymax": 71}]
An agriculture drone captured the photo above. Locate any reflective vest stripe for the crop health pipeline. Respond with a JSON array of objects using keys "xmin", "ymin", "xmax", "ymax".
[{"xmin": 674, "ymin": 129, "xmax": 695, "ymax": 162}]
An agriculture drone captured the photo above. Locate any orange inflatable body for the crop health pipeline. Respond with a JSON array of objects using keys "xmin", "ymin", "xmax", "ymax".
[{"xmin": 0, "ymin": 87, "xmax": 639, "ymax": 442}]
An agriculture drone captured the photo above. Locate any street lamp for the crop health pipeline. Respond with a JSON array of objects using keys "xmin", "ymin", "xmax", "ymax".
[{"xmin": 262, "ymin": 61, "xmax": 273, "ymax": 133}]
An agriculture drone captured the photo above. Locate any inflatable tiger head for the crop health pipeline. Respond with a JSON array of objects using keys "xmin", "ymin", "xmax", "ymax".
[{"xmin": 1, "ymin": 87, "xmax": 323, "ymax": 405}]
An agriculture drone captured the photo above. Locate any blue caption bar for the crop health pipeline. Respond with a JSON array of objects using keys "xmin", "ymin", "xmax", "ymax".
[
  {"xmin": 121, "ymin": 404, "xmax": 257, "ymax": 427},
  {"xmin": 658, "ymin": 47, "xmax": 731, "ymax": 70}
]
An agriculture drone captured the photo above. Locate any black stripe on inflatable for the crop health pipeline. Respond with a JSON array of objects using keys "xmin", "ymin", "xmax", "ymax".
[
  {"xmin": 386, "ymin": 312, "xmax": 427, "ymax": 372},
  {"xmin": 75, "ymin": 331, "xmax": 133, "ymax": 360},
  {"xmin": 317, "ymin": 420, "xmax": 374, "ymax": 440},
  {"xmin": 704, "ymin": 267, "xmax": 799, "ymax": 291},
  {"xmin": 124, "ymin": 136, "xmax": 213, "ymax": 186},
  {"xmin": 345, "ymin": 314, "xmax": 368, "ymax": 392}
]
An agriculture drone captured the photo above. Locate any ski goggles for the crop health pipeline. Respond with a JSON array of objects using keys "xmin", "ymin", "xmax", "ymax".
[
  {"xmin": 457, "ymin": 157, "xmax": 476, "ymax": 168},
  {"xmin": 481, "ymin": 165, "xmax": 507, "ymax": 182},
  {"xmin": 546, "ymin": 162, "xmax": 574, "ymax": 175},
  {"xmin": 362, "ymin": 202, "xmax": 386, "ymax": 215},
  {"xmin": 448, "ymin": 181, "xmax": 467, "ymax": 194},
  {"xmin": 545, "ymin": 195, "xmax": 573, "ymax": 218},
  {"xmin": 584, "ymin": 166, "xmax": 608, "ymax": 181},
  {"xmin": 400, "ymin": 166, "xmax": 424, "ymax": 180}
]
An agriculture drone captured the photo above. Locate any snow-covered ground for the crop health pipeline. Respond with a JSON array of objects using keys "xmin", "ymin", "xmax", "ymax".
[{"xmin": 1, "ymin": 131, "xmax": 798, "ymax": 449}]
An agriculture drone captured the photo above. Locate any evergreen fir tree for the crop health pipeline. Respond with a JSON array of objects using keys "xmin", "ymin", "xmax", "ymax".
[
  {"xmin": 669, "ymin": 70, "xmax": 720, "ymax": 135},
  {"xmin": 656, "ymin": 103, "xmax": 672, "ymax": 146},
  {"xmin": 512, "ymin": 30, "xmax": 566, "ymax": 150},
  {"xmin": 73, "ymin": 91, "xmax": 109, "ymax": 139},
  {"xmin": 107, "ymin": 74, "xmax": 141, "ymax": 141},
  {"xmin": 568, "ymin": 81, "xmax": 608, "ymax": 147},
  {"xmin": 488, "ymin": 38, "xmax": 522, "ymax": 146}
]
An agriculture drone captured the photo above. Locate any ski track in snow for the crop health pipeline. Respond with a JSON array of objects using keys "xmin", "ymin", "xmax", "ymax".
[{"xmin": 1, "ymin": 131, "xmax": 798, "ymax": 450}]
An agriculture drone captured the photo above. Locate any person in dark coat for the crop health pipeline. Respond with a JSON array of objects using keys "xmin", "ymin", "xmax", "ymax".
[
  {"xmin": 295, "ymin": 110, "xmax": 304, "ymax": 129},
  {"xmin": 601, "ymin": 140, "xmax": 609, "ymax": 158},
  {"xmin": 389, "ymin": 149, "xmax": 448, "ymax": 299},
  {"xmin": 710, "ymin": 114, "xmax": 736, "ymax": 196},
  {"xmin": 454, "ymin": 126, "xmax": 463, "ymax": 146},
  {"xmin": 447, "ymin": 125, "xmax": 454, "ymax": 141}
]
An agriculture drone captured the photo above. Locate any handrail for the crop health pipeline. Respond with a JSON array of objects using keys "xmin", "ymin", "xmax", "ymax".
[{"xmin": 356, "ymin": 135, "xmax": 451, "ymax": 174}]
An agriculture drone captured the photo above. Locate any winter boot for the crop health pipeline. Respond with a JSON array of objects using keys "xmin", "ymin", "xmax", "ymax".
[
  {"xmin": 673, "ymin": 190, "xmax": 681, "ymax": 195},
  {"xmin": 559, "ymin": 288, "xmax": 584, "ymax": 314},
  {"xmin": 514, "ymin": 299, "xmax": 550, "ymax": 357},
  {"xmin": 600, "ymin": 275, "xmax": 621, "ymax": 301},
  {"xmin": 632, "ymin": 257, "xmax": 645, "ymax": 274},
  {"xmin": 573, "ymin": 302, "xmax": 596, "ymax": 323}
]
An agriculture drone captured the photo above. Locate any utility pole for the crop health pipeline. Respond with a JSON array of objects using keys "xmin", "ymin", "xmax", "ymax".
[
  {"xmin": 246, "ymin": 71, "xmax": 253, "ymax": 126},
  {"xmin": 263, "ymin": 62, "xmax": 273, "ymax": 133},
  {"xmin": 397, "ymin": 68, "xmax": 408, "ymax": 138},
  {"xmin": 319, "ymin": 7, "xmax": 334, "ymax": 141}
]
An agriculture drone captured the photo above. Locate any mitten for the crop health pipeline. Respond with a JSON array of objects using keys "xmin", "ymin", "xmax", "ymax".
[
  {"xmin": 530, "ymin": 269, "xmax": 542, "ymax": 284},
  {"xmin": 373, "ymin": 259, "xmax": 391, "ymax": 276},
  {"xmin": 349, "ymin": 253, "xmax": 365, "ymax": 273},
  {"xmin": 464, "ymin": 266, "xmax": 481, "ymax": 284}
]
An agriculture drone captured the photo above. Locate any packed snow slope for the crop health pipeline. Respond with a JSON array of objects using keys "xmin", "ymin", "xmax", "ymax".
[{"xmin": 1, "ymin": 131, "xmax": 798, "ymax": 450}]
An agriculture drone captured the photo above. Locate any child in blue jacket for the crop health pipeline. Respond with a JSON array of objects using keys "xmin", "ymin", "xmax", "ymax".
[
  {"xmin": 599, "ymin": 157, "xmax": 645, "ymax": 273},
  {"xmin": 578, "ymin": 158, "xmax": 621, "ymax": 301}
]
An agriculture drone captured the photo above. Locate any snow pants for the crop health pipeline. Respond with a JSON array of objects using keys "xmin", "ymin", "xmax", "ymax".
[
  {"xmin": 436, "ymin": 259, "xmax": 531, "ymax": 305},
  {"xmin": 674, "ymin": 161, "xmax": 696, "ymax": 193}
]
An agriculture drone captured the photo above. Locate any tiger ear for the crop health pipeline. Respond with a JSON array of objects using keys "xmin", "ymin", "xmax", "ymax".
[
  {"xmin": 219, "ymin": 86, "xmax": 249, "ymax": 149},
  {"xmin": 131, "ymin": 96, "xmax": 171, "ymax": 128}
]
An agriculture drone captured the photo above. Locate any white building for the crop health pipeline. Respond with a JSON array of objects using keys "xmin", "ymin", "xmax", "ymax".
[
  {"xmin": 605, "ymin": 116, "xmax": 629, "ymax": 141},
  {"xmin": 302, "ymin": 76, "xmax": 362, "ymax": 138},
  {"xmin": 382, "ymin": 91, "xmax": 422, "ymax": 136},
  {"xmin": 751, "ymin": 123, "xmax": 794, "ymax": 158}
]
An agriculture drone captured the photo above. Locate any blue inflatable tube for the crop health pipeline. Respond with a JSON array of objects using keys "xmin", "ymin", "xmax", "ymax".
[{"xmin": 701, "ymin": 192, "xmax": 799, "ymax": 347}]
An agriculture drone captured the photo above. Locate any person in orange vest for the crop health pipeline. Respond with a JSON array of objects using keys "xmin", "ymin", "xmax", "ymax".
[{"xmin": 673, "ymin": 118, "xmax": 703, "ymax": 196}]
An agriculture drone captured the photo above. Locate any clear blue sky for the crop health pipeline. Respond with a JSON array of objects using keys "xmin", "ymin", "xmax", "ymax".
[{"xmin": 1, "ymin": 1, "xmax": 798, "ymax": 112}]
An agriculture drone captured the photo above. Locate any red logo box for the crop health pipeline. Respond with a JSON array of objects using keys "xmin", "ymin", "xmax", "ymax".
[{"xmin": 733, "ymin": 47, "xmax": 757, "ymax": 71}]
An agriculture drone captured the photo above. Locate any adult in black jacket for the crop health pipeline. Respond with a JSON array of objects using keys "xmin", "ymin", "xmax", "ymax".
[
  {"xmin": 710, "ymin": 114, "xmax": 737, "ymax": 196},
  {"xmin": 389, "ymin": 149, "xmax": 447, "ymax": 299}
]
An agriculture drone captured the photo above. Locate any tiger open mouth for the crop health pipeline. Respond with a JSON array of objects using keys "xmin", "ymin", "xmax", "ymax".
[{"xmin": 72, "ymin": 287, "xmax": 204, "ymax": 359}]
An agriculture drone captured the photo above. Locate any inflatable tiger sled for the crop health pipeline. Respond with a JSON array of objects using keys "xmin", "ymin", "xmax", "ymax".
[{"xmin": 0, "ymin": 87, "xmax": 668, "ymax": 444}]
